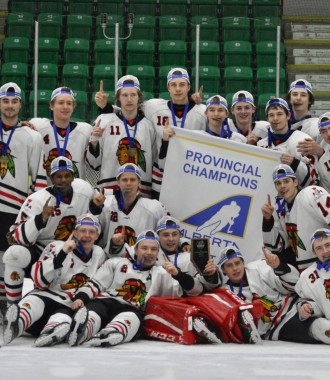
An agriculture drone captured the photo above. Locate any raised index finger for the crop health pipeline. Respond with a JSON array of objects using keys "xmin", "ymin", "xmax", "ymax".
[
  {"xmin": 99, "ymin": 80, "xmax": 104, "ymax": 93},
  {"xmin": 198, "ymin": 85, "xmax": 204, "ymax": 97},
  {"xmin": 45, "ymin": 197, "xmax": 52, "ymax": 207},
  {"xmin": 267, "ymin": 194, "xmax": 272, "ymax": 205}
]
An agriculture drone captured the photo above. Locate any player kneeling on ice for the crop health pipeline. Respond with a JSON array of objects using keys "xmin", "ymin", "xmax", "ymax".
[
  {"xmin": 67, "ymin": 230, "xmax": 203, "ymax": 347},
  {"xmin": 3, "ymin": 214, "xmax": 106, "ymax": 346}
]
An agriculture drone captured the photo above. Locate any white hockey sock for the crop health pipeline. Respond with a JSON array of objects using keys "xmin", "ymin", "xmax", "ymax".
[
  {"xmin": 104, "ymin": 312, "xmax": 140, "ymax": 343},
  {"xmin": 310, "ymin": 318, "xmax": 330, "ymax": 344},
  {"xmin": 42, "ymin": 312, "xmax": 72, "ymax": 333},
  {"xmin": 85, "ymin": 311, "xmax": 102, "ymax": 342}
]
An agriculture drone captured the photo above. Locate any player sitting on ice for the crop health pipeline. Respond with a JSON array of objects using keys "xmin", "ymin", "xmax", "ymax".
[
  {"xmin": 3, "ymin": 214, "xmax": 106, "ymax": 346},
  {"xmin": 67, "ymin": 230, "xmax": 204, "ymax": 347}
]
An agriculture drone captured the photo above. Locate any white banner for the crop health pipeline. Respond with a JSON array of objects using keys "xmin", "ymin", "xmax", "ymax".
[{"xmin": 160, "ymin": 129, "xmax": 282, "ymax": 265}]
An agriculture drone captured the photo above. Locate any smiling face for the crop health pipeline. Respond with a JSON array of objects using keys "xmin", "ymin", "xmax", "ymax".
[
  {"xmin": 158, "ymin": 228, "xmax": 181, "ymax": 253},
  {"xmin": 312, "ymin": 235, "xmax": 330, "ymax": 263},
  {"xmin": 135, "ymin": 239, "xmax": 159, "ymax": 268},
  {"xmin": 51, "ymin": 169, "xmax": 74, "ymax": 193},
  {"xmin": 274, "ymin": 177, "xmax": 298, "ymax": 203},
  {"xmin": 0, "ymin": 96, "xmax": 21, "ymax": 122},
  {"xmin": 50, "ymin": 94, "xmax": 75, "ymax": 124},
  {"xmin": 74, "ymin": 222, "xmax": 100, "ymax": 254},
  {"xmin": 231, "ymin": 102, "xmax": 256, "ymax": 125},
  {"xmin": 222, "ymin": 257, "xmax": 245, "ymax": 283},
  {"xmin": 205, "ymin": 104, "xmax": 228, "ymax": 129},
  {"xmin": 267, "ymin": 106, "xmax": 290, "ymax": 134}
]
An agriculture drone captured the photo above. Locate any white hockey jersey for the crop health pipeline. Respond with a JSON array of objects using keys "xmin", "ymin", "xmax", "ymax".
[
  {"xmin": 30, "ymin": 118, "xmax": 92, "ymax": 183},
  {"xmin": 315, "ymin": 139, "xmax": 330, "ymax": 193},
  {"xmin": 74, "ymin": 255, "xmax": 201, "ymax": 310},
  {"xmin": 9, "ymin": 178, "xmax": 95, "ymax": 253},
  {"xmin": 228, "ymin": 119, "xmax": 269, "ymax": 140},
  {"xmin": 291, "ymin": 117, "xmax": 320, "ymax": 142},
  {"xmin": 0, "ymin": 125, "xmax": 47, "ymax": 214},
  {"xmin": 96, "ymin": 193, "xmax": 168, "ymax": 257},
  {"xmin": 223, "ymin": 259, "xmax": 299, "ymax": 337},
  {"xmin": 263, "ymin": 185, "xmax": 330, "ymax": 272},
  {"xmin": 30, "ymin": 240, "xmax": 106, "ymax": 307},
  {"xmin": 86, "ymin": 111, "xmax": 157, "ymax": 198},
  {"xmin": 257, "ymin": 129, "xmax": 318, "ymax": 187},
  {"xmin": 295, "ymin": 262, "xmax": 330, "ymax": 319}
]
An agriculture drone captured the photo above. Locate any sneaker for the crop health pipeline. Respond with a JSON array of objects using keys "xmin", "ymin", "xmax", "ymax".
[
  {"xmin": 238, "ymin": 308, "xmax": 263, "ymax": 345},
  {"xmin": 89, "ymin": 330, "xmax": 124, "ymax": 347},
  {"xmin": 193, "ymin": 317, "xmax": 222, "ymax": 344},
  {"xmin": 34, "ymin": 322, "xmax": 70, "ymax": 347},
  {"xmin": 3, "ymin": 304, "xmax": 20, "ymax": 345},
  {"xmin": 68, "ymin": 307, "xmax": 89, "ymax": 347}
]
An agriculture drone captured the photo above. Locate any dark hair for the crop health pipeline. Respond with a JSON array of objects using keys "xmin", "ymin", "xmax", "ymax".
[{"xmin": 285, "ymin": 80, "xmax": 315, "ymax": 110}]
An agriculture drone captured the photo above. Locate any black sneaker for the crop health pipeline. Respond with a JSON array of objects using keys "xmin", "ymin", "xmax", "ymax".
[
  {"xmin": 238, "ymin": 308, "xmax": 262, "ymax": 345},
  {"xmin": 34, "ymin": 322, "xmax": 70, "ymax": 347},
  {"xmin": 68, "ymin": 307, "xmax": 89, "ymax": 347},
  {"xmin": 3, "ymin": 304, "xmax": 20, "ymax": 345}
]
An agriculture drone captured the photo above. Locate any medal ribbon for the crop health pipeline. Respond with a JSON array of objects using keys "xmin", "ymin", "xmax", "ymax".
[
  {"xmin": 122, "ymin": 116, "xmax": 138, "ymax": 148},
  {"xmin": 0, "ymin": 120, "xmax": 17, "ymax": 156},
  {"xmin": 170, "ymin": 102, "xmax": 189, "ymax": 128},
  {"xmin": 52, "ymin": 121, "xmax": 71, "ymax": 156}
]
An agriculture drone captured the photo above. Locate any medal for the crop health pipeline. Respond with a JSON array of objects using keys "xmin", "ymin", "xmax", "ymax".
[
  {"xmin": 0, "ymin": 155, "xmax": 8, "ymax": 164},
  {"xmin": 128, "ymin": 147, "xmax": 137, "ymax": 157}
]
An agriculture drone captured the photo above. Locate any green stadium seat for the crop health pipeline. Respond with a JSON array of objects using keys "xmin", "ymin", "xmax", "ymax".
[
  {"xmin": 224, "ymin": 41, "xmax": 252, "ymax": 67},
  {"xmin": 190, "ymin": 0, "xmax": 220, "ymax": 17},
  {"xmin": 38, "ymin": 37, "xmax": 60, "ymax": 64},
  {"xmin": 126, "ymin": 39, "xmax": 155, "ymax": 66},
  {"xmin": 2, "ymin": 37, "xmax": 30, "ymax": 63},
  {"xmin": 71, "ymin": 90, "xmax": 88, "ymax": 120},
  {"xmin": 222, "ymin": 17, "xmax": 251, "ymax": 42},
  {"xmin": 256, "ymin": 41, "xmax": 285, "ymax": 67},
  {"xmin": 221, "ymin": 0, "xmax": 250, "ymax": 17},
  {"xmin": 66, "ymin": 14, "xmax": 93, "ymax": 40},
  {"xmin": 6, "ymin": 12, "xmax": 34, "ymax": 38},
  {"xmin": 252, "ymin": 0, "xmax": 281, "ymax": 18},
  {"xmin": 38, "ymin": 13, "xmax": 63, "ymax": 39},
  {"xmin": 158, "ymin": 40, "xmax": 187, "ymax": 67},
  {"xmin": 191, "ymin": 16, "xmax": 219, "ymax": 42},
  {"xmin": 224, "ymin": 66, "xmax": 253, "ymax": 94},
  {"xmin": 256, "ymin": 67, "xmax": 286, "ymax": 94},
  {"xmin": 93, "ymin": 39, "xmax": 123, "ymax": 65},
  {"xmin": 62, "ymin": 64, "xmax": 89, "ymax": 92},
  {"xmin": 143, "ymin": 92, "xmax": 154, "ymax": 100},
  {"xmin": 159, "ymin": 16, "xmax": 187, "ymax": 41},
  {"xmin": 192, "ymin": 66, "xmax": 220, "ymax": 94},
  {"xmin": 158, "ymin": 91, "xmax": 171, "ymax": 100},
  {"xmin": 32, "ymin": 63, "xmax": 58, "ymax": 90},
  {"xmin": 10, "ymin": 0, "xmax": 37, "ymax": 14},
  {"xmin": 158, "ymin": 65, "xmax": 175, "ymax": 93},
  {"xmin": 67, "ymin": 0, "xmax": 95, "ymax": 15},
  {"xmin": 95, "ymin": 14, "xmax": 124, "ymax": 40},
  {"xmin": 253, "ymin": 17, "xmax": 281, "ymax": 42},
  {"xmin": 1, "ymin": 62, "xmax": 29, "ymax": 90},
  {"xmin": 128, "ymin": 0, "xmax": 158, "ymax": 16},
  {"xmin": 191, "ymin": 41, "xmax": 220, "ymax": 67},
  {"xmin": 29, "ymin": 89, "xmax": 52, "ymax": 118},
  {"xmin": 225, "ymin": 93, "xmax": 235, "ymax": 109},
  {"xmin": 90, "ymin": 91, "xmax": 115, "ymax": 121},
  {"xmin": 39, "ymin": 0, "xmax": 65, "ymax": 14},
  {"xmin": 92, "ymin": 64, "xmax": 123, "ymax": 93},
  {"xmin": 126, "ymin": 65, "xmax": 155, "ymax": 93},
  {"xmin": 64, "ymin": 38, "xmax": 90, "ymax": 65},
  {"xmin": 159, "ymin": 0, "xmax": 188, "ymax": 16},
  {"xmin": 97, "ymin": 0, "xmax": 125, "ymax": 15},
  {"xmin": 130, "ymin": 15, "xmax": 156, "ymax": 41}
]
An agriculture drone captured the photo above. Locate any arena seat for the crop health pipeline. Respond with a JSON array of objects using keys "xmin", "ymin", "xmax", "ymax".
[
  {"xmin": 253, "ymin": 17, "xmax": 281, "ymax": 42},
  {"xmin": 256, "ymin": 41, "xmax": 285, "ymax": 67},
  {"xmin": 38, "ymin": 37, "xmax": 60, "ymax": 64},
  {"xmin": 130, "ymin": 15, "xmax": 156, "ymax": 41},
  {"xmin": 1, "ymin": 62, "xmax": 29, "ymax": 91},
  {"xmin": 64, "ymin": 38, "xmax": 90, "ymax": 65},
  {"xmin": 257, "ymin": 92, "xmax": 277, "ymax": 120},
  {"xmin": 28, "ymin": 89, "xmax": 52, "ymax": 118},
  {"xmin": 62, "ymin": 63, "xmax": 89, "ymax": 92},
  {"xmin": 128, "ymin": 0, "xmax": 158, "ymax": 16},
  {"xmin": 126, "ymin": 39, "xmax": 155, "ymax": 66},
  {"xmin": 158, "ymin": 91, "xmax": 171, "ymax": 100},
  {"xmin": 126, "ymin": 65, "xmax": 155, "ymax": 93},
  {"xmin": 222, "ymin": 17, "xmax": 251, "ymax": 42},
  {"xmin": 6, "ymin": 12, "xmax": 34, "ymax": 38},
  {"xmin": 191, "ymin": 41, "xmax": 220, "ymax": 67},
  {"xmin": 159, "ymin": 16, "xmax": 187, "ymax": 42},
  {"xmin": 37, "ymin": 13, "xmax": 63, "ymax": 39},
  {"xmin": 67, "ymin": 0, "xmax": 95, "ymax": 15},
  {"xmin": 224, "ymin": 66, "xmax": 254, "ymax": 94},
  {"xmin": 66, "ymin": 14, "xmax": 93, "ymax": 40},
  {"xmin": 90, "ymin": 91, "xmax": 115, "ymax": 121},
  {"xmin": 221, "ymin": 0, "xmax": 250, "ymax": 17},
  {"xmin": 224, "ymin": 41, "xmax": 252, "ymax": 67},
  {"xmin": 159, "ymin": 0, "xmax": 188, "ymax": 17},
  {"xmin": 252, "ymin": 0, "xmax": 281, "ymax": 18},
  {"xmin": 94, "ymin": 39, "xmax": 123, "ymax": 65},
  {"xmin": 39, "ymin": 0, "xmax": 65, "ymax": 14},
  {"xmin": 192, "ymin": 66, "xmax": 220, "ymax": 94},
  {"xmin": 92, "ymin": 64, "xmax": 123, "ymax": 93},
  {"xmin": 190, "ymin": 0, "xmax": 220, "ymax": 17},
  {"xmin": 256, "ymin": 67, "xmax": 286, "ymax": 94},
  {"xmin": 158, "ymin": 65, "xmax": 175, "ymax": 93},
  {"xmin": 96, "ymin": 0, "xmax": 125, "ymax": 15},
  {"xmin": 2, "ymin": 37, "xmax": 30, "ymax": 63},
  {"xmin": 9, "ymin": 0, "xmax": 37, "ymax": 14},
  {"xmin": 191, "ymin": 16, "xmax": 219, "ymax": 42},
  {"xmin": 95, "ymin": 14, "xmax": 124, "ymax": 40},
  {"xmin": 32, "ymin": 63, "xmax": 58, "ymax": 90},
  {"xmin": 71, "ymin": 90, "xmax": 88, "ymax": 120},
  {"xmin": 158, "ymin": 40, "xmax": 187, "ymax": 68}
]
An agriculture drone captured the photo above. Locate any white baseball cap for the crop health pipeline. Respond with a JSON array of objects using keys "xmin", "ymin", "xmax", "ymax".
[
  {"xmin": 219, "ymin": 246, "xmax": 244, "ymax": 267},
  {"xmin": 310, "ymin": 228, "xmax": 330, "ymax": 250},
  {"xmin": 265, "ymin": 97, "xmax": 290, "ymax": 114},
  {"xmin": 75, "ymin": 213, "xmax": 101, "ymax": 233},
  {"xmin": 50, "ymin": 156, "xmax": 74, "ymax": 175},
  {"xmin": 51, "ymin": 87, "xmax": 75, "ymax": 102},
  {"xmin": 116, "ymin": 163, "xmax": 142, "ymax": 180},
  {"xmin": 0, "ymin": 82, "xmax": 21, "ymax": 99},
  {"xmin": 156, "ymin": 216, "xmax": 180, "ymax": 232},
  {"xmin": 272, "ymin": 164, "xmax": 296, "ymax": 182},
  {"xmin": 289, "ymin": 79, "xmax": 313, "ymax": 94},
  {"xmin": 116, "ymin": 75, "xmax": 140, "ymax": 93},
  {"xmin": 135, "ymin": 229, "xmax": 160, "ymax": 246},
  {"xmin": 206, "ymin": 95, "xmax": 228, "ymax": 112},
  {"xmin": 318, "ymin": 112, "xmax": 330, "ymax": 130},
  {"xmin": 167, "ymin": 68, "xmax": 190, "ymax": 85},
  {"xmin": 231, "ymin": 90, "xmax": 255, "ymax": 107}
]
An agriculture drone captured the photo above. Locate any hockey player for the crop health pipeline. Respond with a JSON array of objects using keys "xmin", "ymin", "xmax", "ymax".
[
  {"xmin": 87, "ymin": 76, "xmax": 157, "ymax": 198},
  {"xmin": 284, "ymin": 79, "xmax": 319, "ymax": 141},
  {"xmin": 257, "ymin": 97, "xmax": 317, "ymax": 188},
  {"xmin": 66, "ymin": 229, "xmax": 203, "ymax": 347},
  {"xmin": 2, "ymin": 156, "xmax": 101, "ymax": 304},
  {"xmin": 156, "ymin": 215, "xmax": 222, "ymax": 291},
  {"xmin": 292, "ymin": 228, "xmax": 330, "ymax": 344},
  {"xmin": 229, "ymin": 90, "xmax": 269, "ymax": 145},
  {"xmin": 0, "ymin": 82, "xmax": 47, "ymax": 317},
  {"xmin": 3, "ymin": 214, "xmax": 106, "ymax": 346},
  {"xmin": 30, "ymin": 86, "xmax": 93, "ymax": 184},
  {"xmin": 296, "ymin": 112, "xmax": 330, "ymax": 193},
  {"xmin": 261, "ymin": 163, "xmax": 330, "ymax": 272},
  {"xmin": 89, "ymin": 163, "xmax": 168, "ymax": 258}
]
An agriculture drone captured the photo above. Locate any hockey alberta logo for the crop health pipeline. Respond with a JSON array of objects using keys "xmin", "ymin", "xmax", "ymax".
[{"xmin": 183, "ymin": 195, "xmax": 252, "ymax": 238}]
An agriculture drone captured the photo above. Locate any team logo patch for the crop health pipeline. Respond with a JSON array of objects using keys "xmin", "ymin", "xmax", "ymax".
[
  {"xmin": 116, "ymin": 137, "xmax": 146, "ymax": 172},
  {"xmin": 54, "ymin": 215, "xmax": 76, "ymax": 241},
  {"xmin": 61, "ymin": 273, "xmax": 89, "ymax": 290},
  {"xmin": 44, "ymin": 148, "xmax": 79, "ymax": 178},
  {"xmin": 0, "ymin": 144, "xmax": 15, "ymax": 179},
  {"xmin": 114, "ymin": 225, "xmax": 136, "ymax": 246},
  {"xmin": 116, "ymin": 278, "xmax": 147, "ymax": 307},
  {"xmin": 22, "ymin": 302, "xmax": 31, "ymax": 310},
  {"xmin": 10, "ymin": 271, "xmax": 20, "ymax": 281},
  {"xmin": 183, "ymin": 195, "xmax": 251, "ymax": 238},
  {"xmin": 286, "ymin": 223, "xmax": 306, "ymax": 256},
  {"xmin": 324, "ymin": 279, "xmax": 330, "ymax": 300}
]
